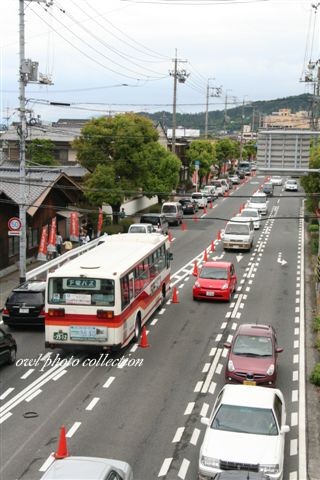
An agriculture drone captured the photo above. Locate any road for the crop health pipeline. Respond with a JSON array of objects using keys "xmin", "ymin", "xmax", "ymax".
[{"xmin": 0, "ymin": 176, "xmax": 309, "ymax": 480}]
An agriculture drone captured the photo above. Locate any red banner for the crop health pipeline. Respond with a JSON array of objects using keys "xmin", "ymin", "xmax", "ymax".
[
  {"xmin": 70, "ymin": 212, "xmax": 79, "ymax": 242},
  {"xmin": 97, "ymin": 208, "xmax": 103, "ymax": 237},
  {"xmin": 37, "ymin": 225, "xmax": 48, "ymax": 262},
  {"xmin": 47, "ymin": 217, "xmax": 57, "ymax": 252}
]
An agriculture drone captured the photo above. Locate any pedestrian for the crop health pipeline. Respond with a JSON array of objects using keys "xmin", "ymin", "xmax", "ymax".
[
  {"xmin": 56, "ymin": 231, "xmax": 63, "ymax": 255},
  {"xmin": 120, "ymin": 207, "xmax": 126, "ymax": 219},
  {"xmin": 63, "ymin": 239, "xmax": 73, "ymax": 252}
]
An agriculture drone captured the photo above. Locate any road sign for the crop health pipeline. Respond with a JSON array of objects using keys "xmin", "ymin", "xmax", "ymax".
[{"xmin": 8, "ymin": 217, "xmax": 22, "ymax": 233}]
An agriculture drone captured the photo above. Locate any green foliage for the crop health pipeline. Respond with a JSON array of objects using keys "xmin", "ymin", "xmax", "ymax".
[
  {"xmin": 185, "ymin": 140, "xmax": 216, "ymax": 183},
  {"xmin": 311, "ymin": 238, "xmax": 318, "ymax": 255},
  {"xmin": 313, "ymin": 316, "xmax": 320, "ymax": 332},
  {"xmin": 148, "ymin": 204, "xmax": 161, "ymax": 213},
  {"xmin": 26, "ymin": 138, "xmax": 58, "ymax": 166},
  {"xmin": 214, "ymin": 138, "xmax": 239, "ymax": 174},
  {"xmin": 310, "ymin": 363, "xmax": 320, "ymax": 386},
  {"xmin": 309, "ymin": 224, "xmax": 319, "ymax": 233}
]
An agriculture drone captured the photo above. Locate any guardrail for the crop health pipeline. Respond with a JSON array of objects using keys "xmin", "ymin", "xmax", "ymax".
[{"xmin": 26, "ymin": 235, "xmax": 107, "ymax": 281}]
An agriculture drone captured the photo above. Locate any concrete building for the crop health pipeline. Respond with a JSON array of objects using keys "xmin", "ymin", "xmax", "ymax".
[{"xmin": 263, "ymin": 109, "xmax": 311, "ymax": 129}]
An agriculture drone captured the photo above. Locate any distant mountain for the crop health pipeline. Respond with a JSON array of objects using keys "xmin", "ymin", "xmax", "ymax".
[{"xmin": 140, "ymin": 93, "xmax": 313, "ymax": 135}]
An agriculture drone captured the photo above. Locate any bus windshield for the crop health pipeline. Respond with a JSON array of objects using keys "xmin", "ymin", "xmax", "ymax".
[{"xmin": 48, "ymin": 277, "xmax": 115, "ymax": 306}]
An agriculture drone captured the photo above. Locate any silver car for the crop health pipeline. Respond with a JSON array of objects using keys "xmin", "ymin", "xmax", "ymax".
[{"xmin": 40, "ymin": 456, "xmax": 134, "ymax": 480}]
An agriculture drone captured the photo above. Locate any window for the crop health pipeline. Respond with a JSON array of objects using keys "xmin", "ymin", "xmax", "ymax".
[
  {"xmin": 273, "ymin": 394, "xmax": 283, "ymax": 427},
  {"xmin": 106, "ymin": 471, "xmax": 123, "ymax": 480},
  {"xmin": 8, "ymin": 236, "xmax": 19, "ymax": 257},
  {"xmin": 48, "ymin": 278, "xmax": 115, "ymax": 306}
]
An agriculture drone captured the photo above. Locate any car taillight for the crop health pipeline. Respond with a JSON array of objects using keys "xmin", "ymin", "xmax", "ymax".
[
  {"xmin": 97, "ymin": 310, "xmax": 114, "ymax": 319},
  {"xmin": 48, "ymin": 308, "xmax": 65, "ymax": 317},
  {"xmin": 3, "ymin": 308, "xmax": 9, "ymax": 315}
]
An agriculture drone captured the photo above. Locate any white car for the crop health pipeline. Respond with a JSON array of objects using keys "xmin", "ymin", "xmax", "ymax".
[
  {"xmin": 198, "ymin": 384, "xmax": 290, "ymax": 480},
  {"xmin": 238, "ymin": 208, "xmax": 261, "ymax": 229},
  {"xmin": 246, "ymin": 192, "xmax": 268, "ymax": 215},
  {"xmin": 191, "ymin": 192, "xmax": 208, "ymax": 208},
  {"xmin": 284, "ymin": 179, "xmax": 298, "ymax": 191},
  {"xmin": 128, "ymin": 223, "xmax": 155, "ymax": 234},
  {"xmin": 270, "ymin": 176, "xmax": 283, "ymax": 186}
]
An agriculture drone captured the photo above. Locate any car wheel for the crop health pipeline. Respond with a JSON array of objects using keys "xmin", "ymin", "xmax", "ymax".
[
  {"xmin": 9, "ymin": 347, "xmax": 16, "ymax": 364},
  {"xmin": 158, "ymin": 284, "xmax": 166, "ymax": 310},
  {"xmin": 133, "ymin": 315, "xmax": 141, "ymax": 343}
]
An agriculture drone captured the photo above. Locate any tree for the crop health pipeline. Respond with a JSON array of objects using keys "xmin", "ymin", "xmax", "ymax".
[
  {"xmin": 185, "ymin": 140, "xmax": 216, "ymax": 187},
  {"xmin": 74, "ymin": 113, "xmax": 181, "ymax": 221},
  {"xmin": 215, "ymin": 138, "xmax": 239, "ymax": 176},
  {"xmin": 26, "ymin": 138, "xmax": 58, "ymax": 166},
  {"xmin": 242, "ymin": 140, "xmax": 257, "ymax": 161},
  {"xmin": 301, "ymin": 139, "xmax": 320, "ymax": 212}
]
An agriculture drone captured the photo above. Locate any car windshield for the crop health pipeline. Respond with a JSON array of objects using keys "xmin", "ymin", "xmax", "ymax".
[
  {"xmin": 286, "ymin": 180, "xmax": 296, "ymax": 184},
  {"xmin": 200, "ymin": 267, "xmax": 228, "ymax": 280},
  {"xmin": 211, "ymin": 404, "xmax": 278, "ymax": 435},
  {"xmin": 192, "ymin": 194, "xmax": 203, "ymax": 199},
  {"xmin": 130, "ymin": 226, "xmax": 148, "ymax": 233},
  {"xmin": 8, "ymin": 291, "xmax": 44, "ymax": 305},
  {"xmin": 162, "ymin": 205, "xmax": 176, "ymax": 213},
  {"xmin": 225, "ymin": 224, "xmax": 249, "ymax": 235},
  {"xmin": 232, "ymin": 334, "xmax": 273, "ymax": 356},
  {"xmin": 250, "ymin": 197, "xmax": 266, "ymax": 204},
  {"xmin": 241, "ymin": 210, "xmax": 258, "ymax": 218}
]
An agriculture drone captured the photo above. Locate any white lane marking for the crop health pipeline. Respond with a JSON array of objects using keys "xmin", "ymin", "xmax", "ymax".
[
  {"xmin": 172, "ymin": 427, "xmax": 185, "ymax": 443},
  {"xmin": 236, "ymin": 312, "xmax": 241, "ymax": 319},
  {"xmin": 209, "ymin": 347, "xmax": 216, "ymax": 356},
  {"xmin": 184, "ymin": 402, "xmax": 195, "ymax": 415},
  {"xmin": 150, "ymin": 318, "xmax": 158, "ymax": 325},
  {"xmin": 290, "ymin": 438, "xmax": 298, "ymax": 455},
  {"xmin": 231, "ymin": 294, "xmax": 244, "ymax": 318},
  {"xmin": 25, "ymin": 389, "xmax": 42, "ymax": 402},
  {"xmin": 158, "ymin": 308, "xmax": 166, "ymax": 315},
  {"xmin": 295, "ymin": 316, "xmax": 299, "ymax": 324},
  {"xmin": 294, "ymin": 340, "xmax": 299, "ymax": 349},
  {"xmin": 158, "ymin": 458, "xmax": 172, "ymax": 477},
  {"xmin": 130, "ymin": 344, "xmax": 138, "ymax": 353},
  {"xmin": 292, "ymin": 390, "xmax": 298, "ymax": 402},
  {"xmin": 0, "ymin": 388, "xmax": 14, "ymax": 400},
  {"xmin": 53, "ymin": 370, "xmax": 67, "ymax": 381},
  {"xmin": 293, "ymin": 370, "xmax": 298, "ymax": 382},
  {"xmin": 216, "ymin": 363, "xmax": 223, "ymax": 375},
  {"xmin": 190, "ymin": 428, "xmax": 201, "ymax": 446},
  {"xmin": 222, "ymin": 348, "xmax": 228, "ymax": 358},
  {"xmin": 86, "ymin": 397, "xmax": 100, "ymax": 411},
  {"xmin": 39, "ymin": 453, "xmax": 55, "ymax": 472},
  {"xmin": 194, "ymin": 381, "xmax": 203, "ymax": 392},
  {"xmin": 289, "ymin": 472, "xmax": 297, "ymax": 480},
  {"xmin": 294, "ymin": 327, "xmax": 299, "ymax": 335},
  {"xmin": 225, "ymin": 312, "xmax": 231, "ymax": 318},
  {"xmin": 178, "ymin": 459, "xmax": 190, "ymax": 479},
  {"xmin": 202, "ymin": 349, "xmax": 222, "ymax": 393},
  {"xmin": 40, "ymin": 352, "xmax": 51, "ymax": 362},
  {"xmin": 103, "ymin": 376, "xmax": 115, "ymax": 389},
  {"xmin": 0, "ymin": 412, "xmax": 12, "ymax": 424},
  {"xmin": 215, "ymin": 334, "xmax": 222, "ymax": 342},
  {"xmin": 200, "ymin": 402, "xmax": 209, "ymax": 418},
  {"xmin": 293, "ymin": 354, "xmax": 299, "ymax": 364},
  {"xmin": 21, "ymin": 369, "xmax": 34, "ymax": 380},
  {"xmin": 209, "ymin": 382, "xmax": 217, "ymax": 394},
  {"xmin": 231, "ymin": 323, "xmax": 237, "ymax": 330},
  {"xmin": 202, "ymin": 363, "xmax": 210, "ymax": 373},
  {"xmin": 66, "ymin": 421, "xmax": 81, "ymax": 437},
  {"xmin": 178, "ymin": 284, "xmax": 184, "ymax": 289},
  {"xmin": 227, "ymin": 335, "xmax": 233, "ymax": 343},
  {"xmin": 295, "ymin": 307, "xmax": 300, "ymax": 313},
  {"xmin": 291, "ymin": 412, "xmax": 298, "ymax": 427},
  {"xmin": 221, "ymin": 322, "xmax": 227, "ymax": 329}
]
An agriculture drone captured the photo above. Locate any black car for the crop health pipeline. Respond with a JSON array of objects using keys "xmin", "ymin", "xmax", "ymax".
[
  {"xmin": 179, "ymin": 198, "xmax": 198, "ymax": 214},
  {"xmin": 3, "ymin": 281, "xmax": 46, "ymax": 327},
  {"xmin": 262, "ymin": 182, "xmax": 274, "ymax": 196},
  {"xmin": 0, "ymin": 327, "xmax": 17, "ymax": 365}
]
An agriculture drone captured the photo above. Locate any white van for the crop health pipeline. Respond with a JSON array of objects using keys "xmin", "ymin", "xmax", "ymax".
[
  {"xmin": 161, "ymin": 202, "xmax": 183, "ymax": 226},
  {"xmin": 222, "ymin": 217, "xmax": 254, "ymax": 251},
  {"xmin": 191, "ymin": 192, "xmax": 208, "ymax": 209},
  {"xmin": 246, "ymin": 192, "xmax": 268, "ymax": 215}
]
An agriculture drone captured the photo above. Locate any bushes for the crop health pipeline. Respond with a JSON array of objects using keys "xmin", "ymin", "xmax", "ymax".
[
  {"xmin": 310, "ymin": 363, "xmax": 320, "ymax": 386},
  {"xmin": 313, "ymin": 316, "xmax": 320, "ymax": 332}
]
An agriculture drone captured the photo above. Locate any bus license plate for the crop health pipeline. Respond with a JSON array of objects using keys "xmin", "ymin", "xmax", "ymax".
[
  {"xmin": 70, "ymin": 326, "xmax": 97, "ymax": 341},
  {"xmin": 53, "ymin": 331, "xmax": 68, "ymax": 341}
]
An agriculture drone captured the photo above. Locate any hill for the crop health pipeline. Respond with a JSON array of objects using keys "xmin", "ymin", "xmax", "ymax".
[{"xmin": 141, "ymin": 93, "xmax": 313, "ymax": 135}]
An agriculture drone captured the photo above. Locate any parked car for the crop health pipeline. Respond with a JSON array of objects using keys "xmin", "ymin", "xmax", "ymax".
[
  {"xmin": 269, "ymin": 176, "xmax": 283, "ymax": 186},
  {"xmin": 179, "ymin": 198, "xmax": 198, "ymax": 214},
  {"xmin": 262, "ymin": 182, "xmax": 274, "ymax": 196},
  {"xmin": 224, "ymin": 323, "xmax": 283, "ymax": 387},
  {"xmin": 210, "ymin": 180, "xmax": 225, "ymax": 196},
  {"xmin": 284, "ymin": 179, "xmax": 298, "ymax": 191},
  {"xmin": 214, "ymin": 472, "xmax": 270, "ymax": 480},
  {"xmin": 2, "ymin": 281, "xmax": 46, "ymax": 327},
  {"xmin": 140, "ymin": 213, "xmax": 169, "ymax": 235},
  {"xmin": 238, "ymin": 208, "xmax": 261, "ymax": 230},
  {"xmin": 128, "ymin": 223, "xmax": 155, "ymax": 234},
  {"xmin": 198, "ymin": 384, "xmax": 290, "ymax": 479},
  {"xmin": 201, "ymin": 185, "xmax": 217, "ymax": 202},
  {"xmin": 40, "ymin": 456, "xmax": 133, "ymax": 480},
  {"xmin": 192, "ymin": 261, "xmax": 237, "ymax": 302},
  {"xmin": 191, "ymin": 192, "xmax": 208, "ymax": 209},
  {"xmin": 161, "ymin": 202, "xmax": 183, "ymax": 226},
  {"xmin": 0, "ymin": 327, "xmax": 17, "ymax": 365},
  {"xmin": 229, "ymin": 175, "xmax": 240, "ymax": 185},
  {"xmin": 236, "ymin": 169, "xmax": 245, "ymax": 179},
  {"xmin": 222, "ymin": 217, "xmax": 254, "ymax": 251},
  {"xmin": 250, "ymin": 163, "xmax": 257, "ymax": 171},
  {"xmin": 246, "ymin": 192, "xmax": 268, "ymax": 215}
]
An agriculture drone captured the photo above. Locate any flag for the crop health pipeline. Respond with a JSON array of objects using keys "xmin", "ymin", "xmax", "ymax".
[
  {"xmin": 70, "ymin": 212, "xmax": 79, "ymax": 242},
  {"xmin": 47, "ymin": 217, "xmax": 57, "ymax": 253},
  {"xmin": 97, "ymin": 208, "xmax": 103, "ymax": 237},
  {"xmin": 37, "ymin": 225, "xmax": 48, "ymax": 262}
]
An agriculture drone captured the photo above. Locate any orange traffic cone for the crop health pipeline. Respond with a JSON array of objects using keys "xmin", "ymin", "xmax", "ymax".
[
  {"xmin": 210, "ymin": 240, "xmax": 215, "ymax": 252},
  {"xmin": 181, "ymin": 222, "xmax": 187, "ymax": 231},
  {"xmin": 54, "ymin": 425, "xmax": 69, "ymax": 459},
  {"xmin": 203, "ymin": 206, "xmax": 207, "ymax": 214},
  {"xmin": 209, "ymin": 200, "xmax": 213, "ymax": 209},
  {"xmin": 193, "ymin": 214, "xmax": 198, "ymax": 223},
  {"xmin": 139, "ymin": 326, "xmax": 150, "ymax": 348},
  {"xmin": 168, "ymin": 231, "xmax": 173, "ymax": 242},
  {"xmin": 192, "ymin": 261, "xmax": 199, "ymax": 276},
  {"xmin": 172, "ymin": 286, "xmax": 179, "ymax": 304},
  {"xmin": 203, "ymin": 249, "xmax": 208, "ymax": 261},
  {"xmin": 217, "ymin": 229, "xmax": 221, "ymax": 241}
]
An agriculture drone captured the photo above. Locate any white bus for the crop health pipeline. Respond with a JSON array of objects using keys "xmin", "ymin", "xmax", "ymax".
[{"xmin": 45, "ymin": 233, "xmax": 172, "ymax": 351}]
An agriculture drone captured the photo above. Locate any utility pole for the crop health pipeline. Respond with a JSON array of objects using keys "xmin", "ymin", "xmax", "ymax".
[
  {"xmin": 169, "ymin": 50, "xmax": 189, "ymax": 154},
  {"xmin": 18, "ymin": 0, "xmax": 53, "ymax": 283},
  {"xmin": 205, "ymin": 79, "xmax": 222, "ymax": 138}
]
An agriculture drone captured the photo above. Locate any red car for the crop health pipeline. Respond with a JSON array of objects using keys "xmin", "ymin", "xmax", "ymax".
[
  {"xmin": 192, "ymin": 261, "xmax": 237, "ymax": 301},
  {"xmin": 224, "ymin": 324, "xmax": 283, "ymax": 387}
]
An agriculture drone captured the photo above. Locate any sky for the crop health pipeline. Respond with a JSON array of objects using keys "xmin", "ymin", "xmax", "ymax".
[{"xmin": 0, "ymin": 0, "xmax": 318, "ymax": 124}]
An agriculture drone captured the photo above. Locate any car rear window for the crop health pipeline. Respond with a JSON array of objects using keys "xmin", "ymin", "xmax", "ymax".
[
  {"xmin": 8, "ymin": 291, "xmax": 44, "ymax": 305},
  {"xmin": 141, "ymin": 216, "xmax": 159, "ymax": 225},
  {"xmin": 162, "ymin": 205, "xmax": 176, "ymax": 213}
]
